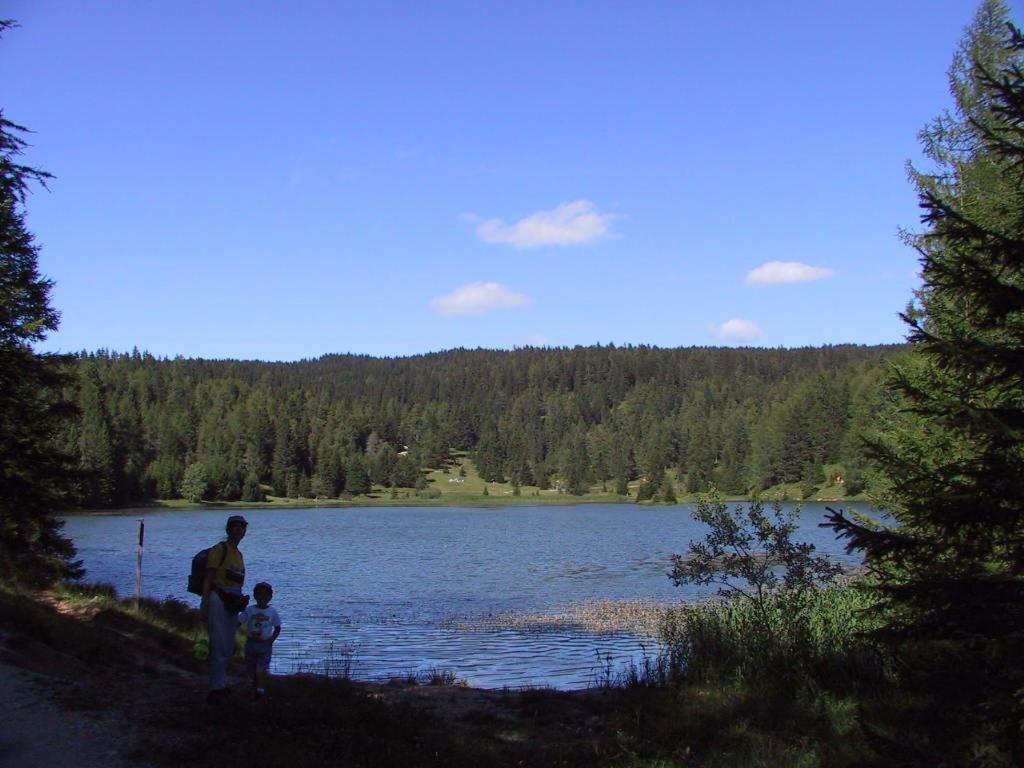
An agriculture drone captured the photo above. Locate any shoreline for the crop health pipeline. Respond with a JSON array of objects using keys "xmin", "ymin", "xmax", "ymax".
[{"xmin": 63, "ymin": 493, "xmax": 867, "ymax": 517}]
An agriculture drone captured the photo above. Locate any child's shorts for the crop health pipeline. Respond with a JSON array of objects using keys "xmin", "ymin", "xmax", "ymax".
[{"xmin": 245, "ymin": 641, "xmax": 273, "ymax": 675}]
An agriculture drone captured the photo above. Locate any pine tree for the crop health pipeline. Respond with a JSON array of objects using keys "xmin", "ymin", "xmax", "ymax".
[
  {"xmin": 473, "ymin": 422, "xmax": 506, "ymax": 483},
  {"xmin": 827, "ymin": 5, "xmax": 1024, "ymax": 762},
  {"xmin": 76, "ymin": 368, "xmax": 117, "ymax": 507},
  {"xmin": 683, "ymin": 420, "xmax": 715, "ymax": 492},
  {"xmin": 344, "ymin": 455, "xmax": 371, "ymax": 496},
  {"xmin": 562, "ymin": 424, "xmax": 591, "ymax": 496},
  {"xmin": 0, "ymin": 30, "xmax": 81, "ymax": 582}
]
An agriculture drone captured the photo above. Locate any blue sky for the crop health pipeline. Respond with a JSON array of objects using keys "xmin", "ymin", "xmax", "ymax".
[{"xmin": 4, "ymin": 1, "xmax": 1007, "ymax": 360}]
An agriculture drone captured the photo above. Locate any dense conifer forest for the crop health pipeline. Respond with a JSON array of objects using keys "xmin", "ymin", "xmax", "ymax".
[{"xmin": 63, "ymin": 344, "xmax": 902, "ymax": 508}]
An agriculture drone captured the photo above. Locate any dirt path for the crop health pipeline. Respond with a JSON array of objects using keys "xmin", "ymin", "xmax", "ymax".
[
  {"xmin": 0, "ymin": 659, "xmax": 150, "ymax": 768},
  {"xmin": 0, "ymin": 615, "xmax": 203, "ymax": 768}
]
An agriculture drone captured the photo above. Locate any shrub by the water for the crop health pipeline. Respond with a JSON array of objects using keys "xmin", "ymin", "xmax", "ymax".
[
  {"xmin": 660, "ymin": 584, "xmax": 885, "ymax": 692},
  {"xmin": 656, "ymin": 494, "xmax": 892, "ymax": 766}
]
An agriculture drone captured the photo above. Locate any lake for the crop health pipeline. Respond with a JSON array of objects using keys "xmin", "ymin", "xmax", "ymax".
[{"xmin": 61, "ymin": 502, "xmax": 862, "ymax": 689}]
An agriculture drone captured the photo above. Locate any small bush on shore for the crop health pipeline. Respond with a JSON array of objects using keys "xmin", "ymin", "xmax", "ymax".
[
  {"xmin": 661, "ymin": 585, "xmax": 886, "ymax": 692},
  {"xmin": 649, "ymin": 495, "xmax": 893, "ymax": 765}
]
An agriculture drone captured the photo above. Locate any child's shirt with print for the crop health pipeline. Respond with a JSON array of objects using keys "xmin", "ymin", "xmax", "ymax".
[{"xmin": 239, "ymin": 603, "xmax": 281, "ymax": 644}]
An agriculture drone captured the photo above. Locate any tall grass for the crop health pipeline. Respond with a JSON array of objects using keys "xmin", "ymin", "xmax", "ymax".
[
  {"xmin": 660, "ymin": 582, "xmax": 887, "ymax": 693},
  {"xmin": 49, "ymin": 580, "xmax": 203, "ymax": 636},
  {"xmin": 0, "ymin": 580, "xmax": 204, "ymax": 674},
  {"xmin": 292, "ymin": 641, "xmax": 357, "ymax": 678}
]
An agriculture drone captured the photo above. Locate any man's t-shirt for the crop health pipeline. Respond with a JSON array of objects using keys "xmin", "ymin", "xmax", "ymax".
[
  {"xmin": 208, "ymin": 542, "xmax": 245, "ymax": 590},
  {"xmin": 239, "ymin": 604, "xmax": 281, "ymax": 645}
]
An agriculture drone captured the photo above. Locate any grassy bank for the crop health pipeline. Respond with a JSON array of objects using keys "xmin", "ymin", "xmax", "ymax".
[
  {"xmin": 0, "ymin": 579, "xmax": 894, "ymax": 767},
  {"xmin": 67, "ymin": 456, "xmax": 869, "ymax": 515}
]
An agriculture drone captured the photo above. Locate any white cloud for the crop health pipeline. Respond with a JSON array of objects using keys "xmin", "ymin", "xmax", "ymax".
[
  {"xmin": 476, "ymin": 200, "xmax": 612, "ymax": 248},
  {"xmin": 746, "ymin": 261, "xmax": 835, "ymax": 285},
  {"xmin": 430, "ymin": 282, "xmax": 531, "ymax": 317},
  {"xmin": 711, "ymin": 318, "xmax": 763, "ymax": 343}
]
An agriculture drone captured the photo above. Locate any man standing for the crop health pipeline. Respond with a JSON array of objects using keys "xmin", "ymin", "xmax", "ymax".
[{"xmin": 200, "ymin": 515, "xmax": 248, "ymax": 703}]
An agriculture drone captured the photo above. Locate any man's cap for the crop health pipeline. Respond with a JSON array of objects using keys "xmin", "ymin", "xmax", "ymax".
[{"xmin": 226, "ymin": 515, "xmax": 248, "ymax": 527}]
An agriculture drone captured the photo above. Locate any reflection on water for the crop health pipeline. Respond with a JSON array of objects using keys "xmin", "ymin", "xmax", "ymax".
[{"xmin": 61, "ymin": 502, "xmax": 861, "ymax": 689}]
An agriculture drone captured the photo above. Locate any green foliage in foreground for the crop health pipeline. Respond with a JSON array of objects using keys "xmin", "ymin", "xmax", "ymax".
[
  {"xmin": 653, "ymin": 496, "xmax": 891, "ymax": 765},
  {"xmin": 648, "ymin": 584, "xmax": 895, "ymax": 768},
  {"xmin": 666, "ymin": 497, "xmax": 879, "ymax": 687},
  {"xmin": 661, "ymin": 586, "xmax": 885, "ymax": 692}
]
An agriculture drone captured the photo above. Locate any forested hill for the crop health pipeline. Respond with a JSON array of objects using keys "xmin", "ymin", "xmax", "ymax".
[{"xmin": 64, "ymin": 344, "xmax": 904, "ymax": 508}]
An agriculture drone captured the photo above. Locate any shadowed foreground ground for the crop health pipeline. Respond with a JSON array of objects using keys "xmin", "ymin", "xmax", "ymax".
[
  {"xmin": 0, "ymin": 585, "xmax": 872, "ymax": 767},
  {"xmin": 0, "ymin": 588, "xmax": 686, "ymax": 767}
]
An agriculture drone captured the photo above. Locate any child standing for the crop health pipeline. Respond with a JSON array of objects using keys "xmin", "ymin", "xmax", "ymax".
[{"xmin": 238, "ymin": 582, "xmax": 282, "ymax": 699}]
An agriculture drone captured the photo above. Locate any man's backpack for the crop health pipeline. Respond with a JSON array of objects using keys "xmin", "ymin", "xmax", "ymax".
[{"xmin": 187, "ymin": 542, "xmax": 227, "ymax": 595}]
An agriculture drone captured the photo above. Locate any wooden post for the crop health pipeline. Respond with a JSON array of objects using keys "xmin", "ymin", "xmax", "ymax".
[{"xmin": 135, "ymin": 518, "xmax": 145, "ymax": 610}]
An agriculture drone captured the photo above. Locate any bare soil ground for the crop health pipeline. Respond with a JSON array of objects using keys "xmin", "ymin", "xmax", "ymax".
[{"xmin": 0, "ymin": 612, "xmax": 205, "ymax": 768}]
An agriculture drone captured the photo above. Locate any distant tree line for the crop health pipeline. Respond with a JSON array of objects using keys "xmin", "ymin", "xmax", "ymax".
[{"xmin": 59, "ymin": 344, "xmax": 902, "ymax": 507}]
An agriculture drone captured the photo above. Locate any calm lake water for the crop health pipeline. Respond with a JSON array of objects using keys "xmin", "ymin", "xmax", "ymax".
[{"xmin": 61, "ymin": 502, "xmax": 862, "ymax": 689}]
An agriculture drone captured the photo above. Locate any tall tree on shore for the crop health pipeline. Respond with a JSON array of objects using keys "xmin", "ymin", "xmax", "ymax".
[
  {"xmin": 828, "ymin": 3, "xmax": 1024, "ymax": 763},
  {"xmin": 0, "ymin": 21, "xmax": 80, "ymax": 583}
]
